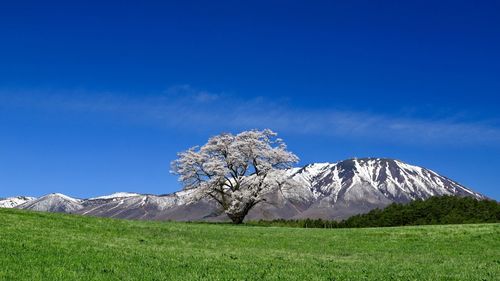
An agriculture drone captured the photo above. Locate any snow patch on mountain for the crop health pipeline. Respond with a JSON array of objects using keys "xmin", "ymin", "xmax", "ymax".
[
  {"xmin": 286, "ymin": 158, "xmax": 483, "ymax": 205},
  {"xmin": 18, "ymin": 193, "xmax": 84, "ymax": 213},
  {"xmin": 0, "ymin": 196, "xmax": 36, "ymax": 208},
  {"xmin": 89, "ymin": 192, "xmax": 142, "ymax": 200}
]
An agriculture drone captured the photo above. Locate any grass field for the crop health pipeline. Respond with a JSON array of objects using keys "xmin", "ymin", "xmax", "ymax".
[{"xmin": 0, "ymin": 208, "xmax": 499, "ymax": 280}]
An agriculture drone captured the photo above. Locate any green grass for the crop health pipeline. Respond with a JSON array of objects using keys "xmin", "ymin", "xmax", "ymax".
[{"xmin": 0, "ymin": 208, "xmax": 499, "ymax": 280}]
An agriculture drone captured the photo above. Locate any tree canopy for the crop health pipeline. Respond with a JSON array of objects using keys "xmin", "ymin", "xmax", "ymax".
[{"xmin": 171, "ymin": 129, "xmax": 298, "ymax": 223}]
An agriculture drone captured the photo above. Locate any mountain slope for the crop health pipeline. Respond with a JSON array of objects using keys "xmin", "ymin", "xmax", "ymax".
[
  {"xmin": 0, "ymin": 196, "xmax": 36, "ymax": 208},
  {"xmin": 286, "ymin": 158, "xmax": 482, "ymax": 202},
  {"xmin": 274, "ymin": 158, "xmax": 484, "ymax": 219},
  {"xmin": 88, "ymin": 192, "xmax": 141, "ymax": 200},
  {"xmin": 18, "ymin": 193, "xmax": 84, "ymax": 213},
  {"xmin": 11, "ymin": 158, "xmax": 487, "ymax": 221},
  {"xmin": 79, "ymin": 190, "xmax": 218, "ymax": 221}
]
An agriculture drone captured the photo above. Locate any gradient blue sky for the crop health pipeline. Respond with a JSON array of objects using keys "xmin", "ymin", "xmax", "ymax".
[{"xmin": 1, "ymin": 1, "xmax": 499, "ymax": 200}]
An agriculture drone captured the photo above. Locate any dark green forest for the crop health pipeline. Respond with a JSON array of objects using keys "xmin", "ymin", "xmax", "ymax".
[{"xmin": 249, "ymin": 196, "xmax": 500, "ymax": 228}]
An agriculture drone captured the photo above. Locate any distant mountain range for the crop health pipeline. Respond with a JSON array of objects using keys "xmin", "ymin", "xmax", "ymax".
[
  {"xmin": 0, "ymin": 158, "xmax": 486, "ymax": 221},
  {"xmin": 0, "ymin": 196, "xmax": 36, "ymax": 208}
]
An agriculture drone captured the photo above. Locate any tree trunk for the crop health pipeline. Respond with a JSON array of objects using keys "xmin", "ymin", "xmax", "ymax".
[
  {"xmin": 227, "ymin": 213, "xmax": 246, "ymax": 224},
  {"xmin": 226, "ymin": 201, "xmax": 256, "ymax": 224}
]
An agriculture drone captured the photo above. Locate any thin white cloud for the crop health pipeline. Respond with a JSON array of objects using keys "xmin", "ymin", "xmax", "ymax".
[{"xmin": 1, "ymin": 87, "xmax": 499, "ymax": 146}]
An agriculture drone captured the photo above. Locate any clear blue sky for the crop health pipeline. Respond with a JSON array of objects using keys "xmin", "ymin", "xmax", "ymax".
[{"xmin": 1, "ymin": 1, "xmax": 499, "ymax": 200}]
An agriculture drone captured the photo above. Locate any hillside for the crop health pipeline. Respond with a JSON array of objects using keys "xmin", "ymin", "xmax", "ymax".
[{"xmin": 0, "ymin": 208, "xmax": 498, "ymax": 280}]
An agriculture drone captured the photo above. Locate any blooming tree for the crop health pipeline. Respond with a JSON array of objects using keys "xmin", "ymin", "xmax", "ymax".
[{"xmin": 171, "ymin": 129, "xmax": 299, "ymax": 224}]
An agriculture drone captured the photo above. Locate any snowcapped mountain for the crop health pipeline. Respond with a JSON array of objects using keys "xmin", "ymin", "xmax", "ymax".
[
  {"xmin": 287, "ymin": 158, "xmax": 482, "ymax": 201},
  {"xmin": 88, "ymin": 192, "xmax": 142, "ymax": 201},
  {"xmin": 79, "ymin": 189, "xmax": 210, "ymax": 220},
  {"xmin": 271, "ymin": 158, "xmax": 484, "ymax": 220},
  {"xmin": 0, "ymin": 196, "xmax": 36, "ymax": 208},
  {"xmin": 18, "ymin": 193, "xmax": 84, "ymax": 213},
  {"xmin": 9, "ymin": 158, "xmax": 487, "ymax": 221}
]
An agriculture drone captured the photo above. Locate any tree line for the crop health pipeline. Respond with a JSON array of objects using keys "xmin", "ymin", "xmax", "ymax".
[{"xmin": 248, "ymin": 196, "xmax": 500, "ymax": 228}]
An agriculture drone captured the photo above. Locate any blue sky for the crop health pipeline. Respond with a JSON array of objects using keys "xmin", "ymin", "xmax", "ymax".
[{"xmin": 1, "ymin": 1, "xmax": 499, "ymax": 200}]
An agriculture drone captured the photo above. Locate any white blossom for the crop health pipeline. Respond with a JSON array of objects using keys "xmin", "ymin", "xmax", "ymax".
[{"xmin": 171, "ymin": 129, "xmax": 299, "ymax": 223}]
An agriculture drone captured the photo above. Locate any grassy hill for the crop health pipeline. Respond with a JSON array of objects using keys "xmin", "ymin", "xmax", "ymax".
[{"xmin": 0, "ymin": 208, "xmax": 499, "ymax": 280}]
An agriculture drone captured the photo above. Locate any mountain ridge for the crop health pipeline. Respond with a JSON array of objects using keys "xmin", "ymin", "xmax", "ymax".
[{"xmin": 2, "ymin": 158, "xmax": 487, "ymax": 221}]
